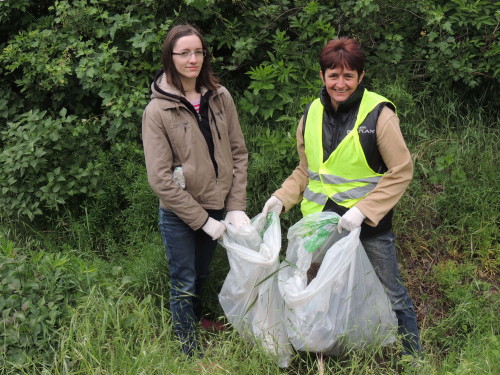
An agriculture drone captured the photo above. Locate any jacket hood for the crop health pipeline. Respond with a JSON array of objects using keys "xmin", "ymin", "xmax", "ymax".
[{"xmin": 150, "ymin": 69, "xmax": 213, "ymax": 102}]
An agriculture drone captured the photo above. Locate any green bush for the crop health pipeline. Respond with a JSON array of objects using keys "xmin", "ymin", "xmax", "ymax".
[
  {"xmin": 338, "ymin": 0, "xmax": 499, "ymax": 91},
  {"xmin": 52, "ymin": 143, "xmax": 157, "ymax": 258},
  {"xmin": 0, "ymin": 234, "xmax": 96, "ymax": 369},
  {"xmin": 238, "ymin": 3, "xmax": 335, "ymax": 121},
  {"xmin": 1, "ymin": 0, "xmax": 497, "ymax": 225},
  {"xmin": 0, "ymin": 109, "xmax": 102, "ymax": 219}
]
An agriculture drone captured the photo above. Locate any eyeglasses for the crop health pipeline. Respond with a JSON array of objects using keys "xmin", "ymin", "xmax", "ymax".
[{"xmin": 172, "ymin": 50, "xmax": 206, "ymax": 59}]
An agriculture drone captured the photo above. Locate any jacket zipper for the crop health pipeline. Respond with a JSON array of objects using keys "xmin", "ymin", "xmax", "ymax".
[{"xmin": 182, "ymin": 95, "xmax": 219, "ymax": 179}]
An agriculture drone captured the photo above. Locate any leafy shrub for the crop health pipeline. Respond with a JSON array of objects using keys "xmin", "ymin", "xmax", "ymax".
[
  {"xmin": 46, "ymin": 143, "xmax": 158, "ymax": 258},
  {"xmin": 338, "ymin": 0, "xmax": 499, "ymax": 91},
  {"xmin": 0, "ymin": 109, "xmax": 102, "ymax": 219},
  {"xmin": 415, "ymin": 0, "xmax": 499, "ymax": 89},
  {"xmin": 0, "ymin": 0, "xmax": 168, "ymax": 223},
  {"xmin": 0, "ymin": 234, "xmax": 96, "ymax": 369},
  {"xmin": 0, "ymin": 0, "xmax": 164, "ymax": 140},
  {"xmin": 1, "ymin": 0, "xmax": 497, "ymax": 222},
  {"xmin": 238, "ymin": 2, "xmax": 335, "ymax": 121}
]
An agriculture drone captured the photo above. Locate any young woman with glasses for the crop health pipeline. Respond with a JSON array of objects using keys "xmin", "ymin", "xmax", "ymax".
[{"xmin": 142, "ymin": 24, "xmax": 249, "ymax": 357}]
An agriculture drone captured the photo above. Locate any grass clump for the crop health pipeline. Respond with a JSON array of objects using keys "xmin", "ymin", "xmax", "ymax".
[{"xmin": 0, "ymin": 233, "xmax": 95, "ymax": 372}]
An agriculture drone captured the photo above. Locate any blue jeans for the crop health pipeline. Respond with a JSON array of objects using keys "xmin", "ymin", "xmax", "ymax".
[
  {"xmin": 361, "ymin": 231, "xmax": 422, "ymax": 356},
  {"xmin": 158, "ymin": 207, "xmax": 224, "ymax": 356}
]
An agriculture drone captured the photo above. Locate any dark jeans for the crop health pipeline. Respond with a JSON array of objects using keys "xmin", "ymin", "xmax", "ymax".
[
  {"xmin": 158, "ymin": 207, "xmax": 224, "ymax": 356},
  {"xmin": 361, "ymin": 231, "xmax": 422, "ymax": 356}
]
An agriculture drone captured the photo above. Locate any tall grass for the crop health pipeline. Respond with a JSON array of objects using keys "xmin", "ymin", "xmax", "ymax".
[
  {"xmin": 6, "ymin": 276, "xmax": 495, "ymax": 374},
  {"xmin": 4, "ymin": 285, "xmax": 287, "ymax": 374},
  {"xmin": 1, "ymin": 230, "xmax": 497, "ymax": 374}
]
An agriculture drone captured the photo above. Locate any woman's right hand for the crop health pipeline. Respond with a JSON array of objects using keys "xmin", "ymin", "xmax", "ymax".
[
  {"xmin": 202, "ymin": 217, "xmax": 226, "ymax": 240},
  {"xmin": 262, "ymin": 196, "xmax": 283, "ymax": 216}
]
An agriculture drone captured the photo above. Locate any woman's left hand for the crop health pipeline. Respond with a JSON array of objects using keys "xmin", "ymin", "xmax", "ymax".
[{"xmin": 337, "ymin": 206, "xmax": 366, "ymax": 232}]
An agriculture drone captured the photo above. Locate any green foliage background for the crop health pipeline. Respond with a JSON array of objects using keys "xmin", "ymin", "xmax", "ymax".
[{"xmin": 0, "ymin": 0, "xmax": 498, "ymax": 373}]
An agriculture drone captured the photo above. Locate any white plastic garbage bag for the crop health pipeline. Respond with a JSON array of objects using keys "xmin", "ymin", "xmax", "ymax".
[
  {"xmin": 219, "ymin": 212, "xmax": 292, "ymax": 367},
  {"xmin": 279, "ymin": 212, "xmax": 397, "ymax": 355}
]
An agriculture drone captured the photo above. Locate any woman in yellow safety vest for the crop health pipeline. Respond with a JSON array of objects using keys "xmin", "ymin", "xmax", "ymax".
[{"xmin": 261, "ymin": 37, "xmax": 422, "ymax": 357}]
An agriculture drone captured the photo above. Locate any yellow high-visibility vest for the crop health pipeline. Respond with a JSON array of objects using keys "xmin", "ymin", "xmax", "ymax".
[{"xmin": 301, "ymin": 89, "xmax": 395, "ymax": 217}]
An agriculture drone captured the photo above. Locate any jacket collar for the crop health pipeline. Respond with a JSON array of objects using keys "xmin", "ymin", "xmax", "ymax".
[
  {"xmin": 320, "ymin": 82, "xmax": 365, "ymax": 113},
  {"xmin": 151, "ymin": 69, "xmax": 214, "ymax": 107}
]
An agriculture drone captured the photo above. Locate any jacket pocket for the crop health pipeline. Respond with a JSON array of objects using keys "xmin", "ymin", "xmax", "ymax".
[
  {"xmin": 213, "ymin": 111, "xmax": 228, "ymax": 134},
  {"xmin": 169, "ymin": 121, "xmax": 197, "ymax": 147}
]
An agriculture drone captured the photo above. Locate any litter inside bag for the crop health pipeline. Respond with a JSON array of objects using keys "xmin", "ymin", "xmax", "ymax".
[
  {"xmin": 279, "ymin": 211, "xmax": 397, "ymax": 356},
  {"xmin": 219, "ymin": 212, "xmax": 292, "ymax": 367}
]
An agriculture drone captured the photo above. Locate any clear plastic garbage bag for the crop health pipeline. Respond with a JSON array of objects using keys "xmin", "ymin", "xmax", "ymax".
[
  {"xmin": 219, "ymin": 212, "xmax": 292, "ymax": 367},
  {"xmin": 278, "ymin": 211, "xmax": 397, "ymax": 356}
]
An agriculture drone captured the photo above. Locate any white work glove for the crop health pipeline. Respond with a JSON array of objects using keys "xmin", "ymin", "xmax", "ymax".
[
  {"xmin": 172, "ymin": 166, "xmax": 185, "ymax": 189},
  {"xmin": 337, "ymin": 206, "xmax": 366, "ymax": 232},
  {"xmin": 262, "ymin": 196, "xmax": 283, "ymax": 216},
  {"xmin": 225, "ymin": 210, "xmax": 250, "ymax": 228},
  {"xmin": 202, "ymin": 217, "xmax": 226, "ymax": 240}
]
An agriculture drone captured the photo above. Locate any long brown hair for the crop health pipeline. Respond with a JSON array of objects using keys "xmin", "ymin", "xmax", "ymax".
[{"xmin": 161, "ymin": 24, "xmax": 219, "ymax": 95}]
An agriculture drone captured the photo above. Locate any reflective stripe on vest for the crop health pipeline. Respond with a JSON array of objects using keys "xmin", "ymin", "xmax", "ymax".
[{"xmin": 300, "ymin": 89, "xmax": 395, "ymax": 217}]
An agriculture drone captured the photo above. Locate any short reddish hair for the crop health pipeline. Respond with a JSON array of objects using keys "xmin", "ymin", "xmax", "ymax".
[{"xmin": 319, "ymin": 38, "xmax": 365, "ymax": 76}]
